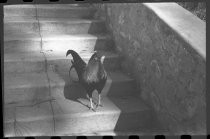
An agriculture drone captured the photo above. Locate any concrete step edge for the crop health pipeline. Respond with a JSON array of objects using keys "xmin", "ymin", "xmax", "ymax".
[
  {"xmin": 4, "ymin": 95, "xmax": 151, "ymax": 123},
  {"xmin": 4, "ymin": 18, "xmax": 104, "ymax": 23},
  {"xmin": 4, "ymin": 71, "xmax": 134, "ymax": 90},
  {"xmin": 4, "ymin": 50, "xmax": 118, "ymax": 62},
  {"xmin": 4, "ymin": 34, "xmax": 111, "ymax": 41},
  {"xmin": 4, "ymin": 5, "xmax": 95, "ymax": 10}
]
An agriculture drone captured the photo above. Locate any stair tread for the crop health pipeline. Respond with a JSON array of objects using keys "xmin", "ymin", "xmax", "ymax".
[
  {"xmin": 4, "ymin": 50, "xmax": 117, "ymax": 62},
  {"xmin": 4, "ymin": 4, "xmax": 93, "ymax": 10},
  {"xmin": 4, "ymin": 95, "xmax": 150, "ymax": 123},
  {"xmin": 4, "ymin": 70, "xmax": 133, "ymax": 90},
  {"xmin": 4, "ymin": 51, "xmax": 43, "ymax": 62},
  {"xmin": 4, "ymin": 72, "xmax": 49, "ymax": 89},
  {"xmin": 4, "ymin": 33, "xmax": 110, "ymax": 41},
  {"xmin": 42, "ymin": 34, "xmax": 109, "ymax": 40},
  {"xmin": 4, "ymin": 17, "xmax": 103, "ymax": 23},
  {"xmin": 4, "ymin": 4, "xmax": 86, "ymax": 8},
  {"xmin": 45, "ymin": 50, "xmax": 117, "ymax": 60},
  {"xmin": 37, "ymin": 4, "xmax": 93, "ymax": 9},
  {"xmin": 35, "ymin": 4, "xmax": 90, "ymax": 7},
  {"xmin": 4, "ymin": 34, "xmax": 41, "ymax": 41}
]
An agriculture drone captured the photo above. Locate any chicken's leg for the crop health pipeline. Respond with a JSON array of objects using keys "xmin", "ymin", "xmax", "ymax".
[
  {"xmin": 89, "ymin": 97, "xmax": 95, "ymax": 111},
  {"xmin": 97, "ymin": 93, "xmax": 103, "ymax": 107}
]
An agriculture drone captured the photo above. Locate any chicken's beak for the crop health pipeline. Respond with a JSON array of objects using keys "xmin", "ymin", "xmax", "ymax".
[{"xmin": 100, "ymin": 56, "xmax": 105, "ymax": 64}]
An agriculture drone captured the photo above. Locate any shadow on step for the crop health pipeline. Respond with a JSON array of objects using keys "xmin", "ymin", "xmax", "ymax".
[
  {"xmin": 110, "ymin": 96, "xmax": 167, "ymax": 134},
  {"xmin": 54, "ymin": 68, "xmax": 91, "ymax": 109},
  {"xmin": 109, "ymin": 97, "xmax": 154, "ymax": 133}
]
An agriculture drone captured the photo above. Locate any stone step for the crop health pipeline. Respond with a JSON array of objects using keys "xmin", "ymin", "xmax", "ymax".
[
  {"xmin": 4, "ymin": 51, "xmax": 45, "ymax": 73},
  {"xmin": 35, "ymin": 4, "xmax": 91, "ymax": 7},
  {"xmin": 4, "ymin": 95, "xmax": 152, "ymax": 136},
  {"xmin": 4, "ymin": 50, "xmax": 120, "ymax": 73},
  {"xmin": 70, "ymin": 128, "xmax": 165, "ymax": 136},
  {"xmin": 4, "ymin": 34, "xmax": 114, "ymax": 53},
  {"xmin": 4, "ymin": 71, "xmax": 136, "ymax": 104},
  {"xmin": 44, "ymin": 50, "xmax": 120, "ymax": 72},
  {"xmin": 4, "ymin": 4, "xmax": 90, "ymax": 9},
  {"xmin": 4, "ymin": 5, "xmax": 96, "ymax": 19},
  {"xmin": 4, "ymin": 18, "xmax": 107, "ymax": 35}
]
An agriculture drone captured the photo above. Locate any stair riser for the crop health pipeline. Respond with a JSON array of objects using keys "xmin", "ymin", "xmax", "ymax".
[
  {"xmin": 36, "ymin": 4, "xmax": 88, "ymax": 8},
  {"xmin": 4, "ymin": 110, "xmax": 152, "ymax": 136},
  {"xmin": 4, "ymin": 56, "xmax": 120, "ymax": 74},
  {"xmin": 4, "ymin": 7, "xmax": 36, "ymax": 17},
  {"xmin": 54, "ymin": 112, "xmax": 120, "ymax": 135},
  {"xmin": 4, "ymin": 87, "xmax": 50, "ymax": 105},
  {"xmin": 4, "ymin": 21, "xmax": 106, "ymax": 34},
  {"xmin": 41, "ymin": 21, "xmax": 106, "ymax": 34},
  {"xmin": 42, "ymin": 39, "xmax": 113, "ymax": 52},
  {"xmin": 4, "ymin": 78, "xmax": 135, "ymax": 104},
  {"xmin": 114, "ymin": 111, "xmax": 153, "ymax": 131},
  {"xmin": 4, "ymin": 119, "xmax": 54, "ymax": 137},
  {"xmin": 106, "ymin": 81, "xmax": 137, "ymax": 96},
  {"xmin": 4, "ymin": 38, "xmax": 114, "ymax": 53},
  {"xmin": 46, "ymin": 56, "xmax": 120, "ymax": 73},
  {"xmin": 4, "ymin": 8, "xmax": 95, "ymax": 18},
  {"xmin": 4, "ymin": 61, "xmax": 46, "ymax": 73},
  {"xmin": 38, "ymin": 8, "xmax": 95, "ymax": 19},
  {"xmin": 4, "ymin": 41, "xmax": 41, "ymax": 53},
  {"xmin": 4, "ymin": 22, "xmax": 39, "ymax": 34}
]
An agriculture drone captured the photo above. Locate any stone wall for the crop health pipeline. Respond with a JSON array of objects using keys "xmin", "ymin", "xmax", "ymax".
[{"xmin": 93, "ymin": 3, "xmax": 206, "ymax": 134}]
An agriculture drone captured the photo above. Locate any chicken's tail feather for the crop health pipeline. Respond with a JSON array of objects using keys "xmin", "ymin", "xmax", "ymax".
[{"xmin": 66, "ymin": 50, "xmax": 86, "ymax": 67}]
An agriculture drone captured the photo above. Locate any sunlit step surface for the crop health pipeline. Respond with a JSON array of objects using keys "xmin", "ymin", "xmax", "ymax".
[
  {"xmin": 35, "ymin": 4, "xmax": 91, "ymax": 8},
  {"xmin": 4, "ymin": 4, "xmax": 95, "ymax": 19},
  {"xmin": 4, "ymin": 70, "xmax": 136, "ymax": 104},
  {"xmin": 4, "ymin": 50, "xmax": 120, "ymax": 73},
  {"xmin": 44, "ymin": 50, "xmax": 120, "ymax": 72},
  {"xmin": 4, "ymin": 96, "xmax": 152, "ymax": 137},
  {"xmin": 4, "ymin": 51, "xmax": 45, "ymax": 73},
  {"xmin": 4, "ymin": 18, "xmax": 107, "ymax": 35},
  {"xmin": 4, "ymin": 34, "xmax": 114, "ymax": 53}
]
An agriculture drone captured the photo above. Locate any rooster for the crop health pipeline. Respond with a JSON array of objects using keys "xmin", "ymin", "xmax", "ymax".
[{"xmin": 66, "ymin": 50, "xmax": 107, "ymax": 111}]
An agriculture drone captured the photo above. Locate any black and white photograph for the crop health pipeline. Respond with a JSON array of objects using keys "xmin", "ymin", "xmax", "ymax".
[{"xmin": 3, "ymin": 1, "xmax": 206, "ymax": 137}]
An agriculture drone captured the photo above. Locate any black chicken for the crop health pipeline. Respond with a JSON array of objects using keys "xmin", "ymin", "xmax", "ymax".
[{"xmin": 66, "ymin": 50, "xmax": 107, "ymax": 111}]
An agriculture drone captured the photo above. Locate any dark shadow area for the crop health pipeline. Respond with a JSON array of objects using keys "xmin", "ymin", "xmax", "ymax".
[
  {"xmin": 76, "ymin": 136, "xmax": 87, "ymax": 139},
  {"xmin": 51, "ymin": 136, "xmax": 61, "ymax": 139},
  {"xmin": 129, "ymin": 135, "xmax": 139, "ymax": 139},
  {"xmin": 54, "ymin": 67, "xmax": 91, "ymax": 109},
  {"xmin": 181, "ymin": 135, "xmax": 191, "ymax": 139},
  {"xmin": 23, "ymin": 0, "xmax": 33, "ymax": 2},
  {"xmin": 110, "ymin": 95, "xmax": 168, "ymax": 134},
  {"xmin": 109, "ymin": 96, "xmax": 153, "ymax": 133},
  {"xmin": 25, "ymin": 137, "xmax": 35, "ymax": 139},
  {"xmin": 103, "ymin": 136, "xmax": 114, "ymax": 139},
  {"xmin": 49, "ymin": 0, "xmax": 59, "ymax": 2},
  {"xmin": 155, "ymin": 135, "xmax": 165, "ymax": 139},
  {"xmin": 83, "ymin": 20, "xmax": 108, "ymax": 35},
  {"xmin": 87, "ymin": 18, "xmax": 115, "ymax": 52}
]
